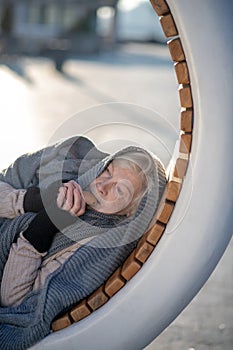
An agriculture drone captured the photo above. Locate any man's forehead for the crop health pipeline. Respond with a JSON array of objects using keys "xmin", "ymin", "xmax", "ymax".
[
  {"xmin": 112, "ymin": 158, "xmax": 137, "ymax": 172},
  {"xmin": 114, "ymin": 152, "xmax": 152, "ymax": 170}
]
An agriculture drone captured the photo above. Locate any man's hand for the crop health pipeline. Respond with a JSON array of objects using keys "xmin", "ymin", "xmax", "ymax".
[{"xmin": 57, "ymin": 180, "xmax": 86, "ymax": 217}]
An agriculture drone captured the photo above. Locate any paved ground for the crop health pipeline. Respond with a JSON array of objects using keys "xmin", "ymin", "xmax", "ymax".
[
  {"xmin": 145, "ymin": 239, "xmax": 233, "ymax": 350},
  {"xmin": 0, "ymin": 43, "xmax": 179, "ymax": 170},
  {"xmin": 0, "ymin": 43, "xmax": 232, "ymax": 349}
]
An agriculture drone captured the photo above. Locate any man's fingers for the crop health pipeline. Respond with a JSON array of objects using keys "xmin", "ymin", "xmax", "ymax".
[
  {"xmin": 70, "ymin": 187, "xmax": 86, "ymax": 216},
  {"xmin": 61, "ymin": 185, "xmax": 74, "ymax": 211},
  {"xmin": 57, "ymin": 186, "xmax": 67, "ymax": 208},
  {"xmin": 57, "ymin": 181, "xmax": 86, "ymax": 216}
]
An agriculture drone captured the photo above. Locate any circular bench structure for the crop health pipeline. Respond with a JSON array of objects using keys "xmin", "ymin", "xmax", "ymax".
[{"xmin": 31, "ymin": 0, "xmax": 233, "ymax": 349}]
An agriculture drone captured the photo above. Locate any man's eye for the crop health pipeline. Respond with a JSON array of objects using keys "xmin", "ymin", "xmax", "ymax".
[
  {"xmin": 103, "ymin": 167, "xmax": 111, "ymax": 177},
  {"xmin": 106, "ymin": 165, "xmax": 112, "ymax": 176},
  {"xmin": 116, "ymin": 185, "xmax": 124, "ymax": 196}
]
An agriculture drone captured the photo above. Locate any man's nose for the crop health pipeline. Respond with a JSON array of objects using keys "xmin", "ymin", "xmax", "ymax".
[{"xmin": 96, "ymin": 179, "xmax": 113, "ymax": 196}]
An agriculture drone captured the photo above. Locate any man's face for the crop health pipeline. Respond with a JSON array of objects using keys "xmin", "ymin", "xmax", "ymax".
[{"xmin": 89, "ymin": 160, "xmax": 144, "ymax": 215}]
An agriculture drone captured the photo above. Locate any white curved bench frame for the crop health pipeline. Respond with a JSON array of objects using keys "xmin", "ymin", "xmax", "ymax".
[{"xmin": 31, "ymin": 0, "xmax": 233, "ymax": 349}]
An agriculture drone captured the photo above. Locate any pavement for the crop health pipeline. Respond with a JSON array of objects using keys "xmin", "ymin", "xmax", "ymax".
[
  {"xmin": 0, "ymin": 42, "xmax": 232, "ymax": 349},
  {"xmin": 145, "ymin": 238, "xmax": 233, "ymax": 350},
  {"xmin": 0, "ymin": 42, "xmax": 179, "ymax": 170}
]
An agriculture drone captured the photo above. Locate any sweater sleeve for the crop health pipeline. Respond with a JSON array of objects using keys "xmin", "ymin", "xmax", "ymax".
[
  {"xmin": 0, "ymin": 181, "xmax": 26, "ymax": 219},
  {"xmin": 0, "ymin": 233, "xmax": 46, "ymax": 307}
]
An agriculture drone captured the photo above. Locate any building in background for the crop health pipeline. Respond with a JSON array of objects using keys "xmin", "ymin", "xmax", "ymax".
[
  {"xmin": 0, "ymin": 0, "xmax": 165, "ymax": 70},
  {"xmin": 0, "ymin": 0, "xmax": 118, "ymax": 58}
]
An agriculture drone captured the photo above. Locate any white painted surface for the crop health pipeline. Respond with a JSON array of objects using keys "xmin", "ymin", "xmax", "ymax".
[{"xmin": 30, "ymin": 0, "xmax": 233, "ymax": 349}]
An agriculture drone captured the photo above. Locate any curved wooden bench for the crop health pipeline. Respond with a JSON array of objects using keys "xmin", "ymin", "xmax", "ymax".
[{"xmin": 51, "ymin": 0, "xmax": 194, "ymax": 332}]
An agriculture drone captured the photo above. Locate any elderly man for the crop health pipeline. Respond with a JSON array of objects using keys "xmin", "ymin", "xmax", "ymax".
[{"xmin": 0, "ymin": 135, "xmax": 166, "ymax": 349}]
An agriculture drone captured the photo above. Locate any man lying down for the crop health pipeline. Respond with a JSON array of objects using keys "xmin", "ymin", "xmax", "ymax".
[{"xmin": 0, "ymin": 136, "xmax": 167, "ymax": 349}]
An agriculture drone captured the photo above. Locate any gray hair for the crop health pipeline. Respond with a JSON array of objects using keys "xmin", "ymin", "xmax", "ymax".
[{"xmin": 113, "ymin": 151, "xmax": 156, "ymax": 216}]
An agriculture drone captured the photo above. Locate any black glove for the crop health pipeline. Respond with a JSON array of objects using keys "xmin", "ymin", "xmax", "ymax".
[
  {"xmin": 23, "ymin": 204, "xmax": 77, "ymax": 253},
  {"xmin": 23, "ymin": 181, "xmax": 62, "ymax": 213},
  {"xmin": 23, "ymin": 186, "xmax": 43, "ymax": 213}
]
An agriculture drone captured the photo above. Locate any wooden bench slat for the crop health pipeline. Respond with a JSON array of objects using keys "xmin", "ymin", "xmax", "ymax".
[
  {"xmin": 135, "ymin": 236, "xmax": 154, "ymax": 263},
  {"xmin": 160, "ymin": 13, "xmax": 178, "ymax": 37},
  {"xmin": 173, "ymin": 158, "xmax": 189, "ymax": 179},
  {"xmin": 179, "ymin": 134, "xmax": 192, "ymax": 154},
  {"xmin": 70, "ymin": 300, "xmax": 91, "ymax": 323},
  {"xmin": 150, "ymin": 0, "xmax": 170, "ymax": 16},
  {"xmin": 180, "ymin": 109, "xmax": 193, "ymax": 132},
  {"xmin": 166, "ymin": 181, "xmax": 182, "ymax": 202},
  {"xmin": 121, "ymin": 251, "xmax": 141, "ymax": 281},
  {"xmin": 146, "ymin": 222, "xmax": 166, "ymax": 246},
  {"xmin": 51, "ymin": 313, "xmax": 71, "ymax": 332},
  {"xmin": 105, "ymin": 267, "xmax": 126, "ymax": 297},
  {"xmin": 174, "ymin": 61, "xmax": 190, "ymax": 84},
  {"xmin": 87, "ymin": 286, "xmax": 109, "ymax": 311},
  {"xmin": 179, "ymin": 85, "xmax": 193, "ymax": 108},
  {"xmin": 168, "ymin": 38, "xmax": 185, "ymax": 62},
  {"xmin": 156, "ymin": 200, "xmax": 175, "ymax": 224}
]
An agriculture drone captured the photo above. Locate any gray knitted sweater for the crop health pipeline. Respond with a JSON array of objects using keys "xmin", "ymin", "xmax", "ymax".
[{"xmin": 0, "ymin": 136, "xmax": 167, "ymax": 350}]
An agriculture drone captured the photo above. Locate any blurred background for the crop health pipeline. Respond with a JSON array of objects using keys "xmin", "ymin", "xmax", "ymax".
[
  {"xmin": 0, "ymin": 0, "xmax": 232, "ymax": 349},
  {"xmin": 0, "ymin": 0, "xmax": 178, "ymax": 170}
]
